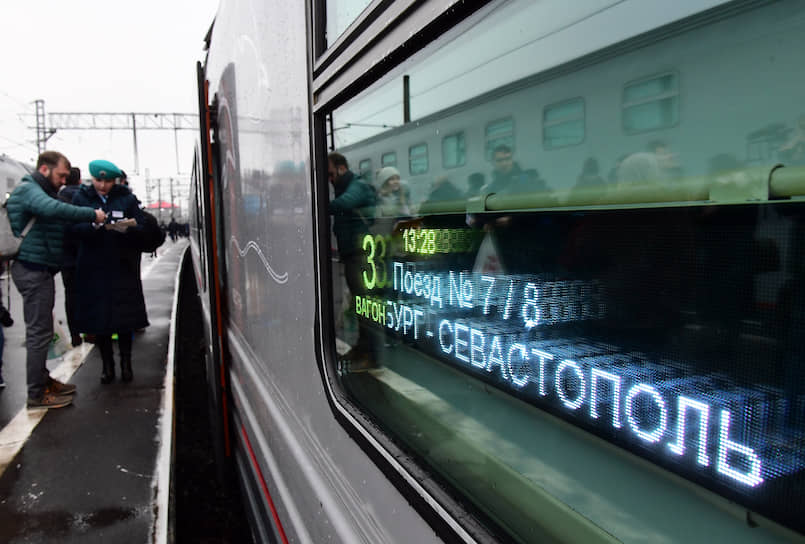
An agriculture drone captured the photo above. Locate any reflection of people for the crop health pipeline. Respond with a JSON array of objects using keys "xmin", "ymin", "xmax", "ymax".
[
  {"xmin": 465, "ymin": 172, "xmax": 485, "ymax": 198},
  {"xmin": 424, "ymin": 175, "xmax": 461, "ymax": 204},
  {"xmin": 780, "ymin": 114, "xmax": 805, "ymax": 164},
  {"xmin": 575, "ymin": 158, "xmax": 605, "ymax": 188},
  {"xmin": 72, "ymin": 159, "xmax": 148, "ymax": 384},
  {"xmin": 484, "ymin": 145, "xmax": 546, "ymax": 195},
  {"xmin": 618, "ymin": 141, "xmax": 680, "ymax": 184},
  {"xmin": 7, "ymin": 151, "xmax": 105, "ymax": 408},
  {"xmin": 375, "ymin": 166, "xmax": 410, "ymax": 217},
  {"xmin": 328, "ymin": 152, "xmax": 377, "ymax": 369},
  {"xmin": 617, "ymin": 152, "xmax": 661, "ymax": 184}
]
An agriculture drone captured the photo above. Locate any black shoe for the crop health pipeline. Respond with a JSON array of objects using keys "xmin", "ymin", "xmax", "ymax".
[
  {"xmin": 101, "ymin": 358, "xmax": 115, "ymax": 384},
  {"xmin": 121, "ymin": 356, "xmax": 133, "ymax": 383},
  {"xmin": 71, "ymin": 335, "xmax": 83, "ymax": 347}
]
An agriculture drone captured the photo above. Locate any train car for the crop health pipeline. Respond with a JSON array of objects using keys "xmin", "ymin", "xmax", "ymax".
[
  {"xmin": 188, "ymin": 0, "xmax": 805, "ymax": 542},
  {"xmin": 0, "ymin": 154, "xmax": 32, "ymax": 200}
]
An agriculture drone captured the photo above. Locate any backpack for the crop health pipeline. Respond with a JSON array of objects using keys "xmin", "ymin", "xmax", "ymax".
[
  {"xmin": 0, "ymin": 203, "xmax": 35, "ymax": 262},
  {"xmin": 138, "ymin": 209, "xmax": 166, "ymax": 253}
]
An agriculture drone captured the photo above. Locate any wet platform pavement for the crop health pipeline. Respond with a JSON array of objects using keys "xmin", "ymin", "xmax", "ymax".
[{"xmin": 0, "ymin": 241, "xmax": 187, "ymax": 543}]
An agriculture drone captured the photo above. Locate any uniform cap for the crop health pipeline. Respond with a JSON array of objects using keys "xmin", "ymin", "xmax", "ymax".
[{"xmin": 89, "ymin": 159, "xmax": 122, "ymax": 181}]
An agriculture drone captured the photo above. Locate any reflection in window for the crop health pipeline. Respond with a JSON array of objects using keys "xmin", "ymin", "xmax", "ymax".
[
  {"xmin": 543, "ymin": 98, "xmax": 585, "ymax": 149},
  {"xmin": 325, "ymin": 0, "xmax": 373, "ymax": 47},
  {"xmin": 442, "ymin": 132, "xmax": 466, "ymax": 169},
  {"xmin": 381, "ymin": 151, "xmax": 397, "ymax": 167},
  {"xmin": 485, "ymin": 118, "xmax": 514, "ymax": 161},
  {"xmin": 408, "ymin": 143, "xmax": 428, "ymax": 175},
  {"xmin": 358, "ymin": 158, "xmax": 372, "ymax": 178},
  {"xmin": 326, "ymin": 1, "xmax": 805, "ymax": 541},
  {"xmin": 623, "ymin": 72, "xmax": 679, "ymax": 134}
]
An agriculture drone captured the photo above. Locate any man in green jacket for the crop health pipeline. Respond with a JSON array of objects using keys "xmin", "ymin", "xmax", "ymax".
[
  {"xmin": 7, "ymin": 151, "xmax": 106, "ymax": 409},
  {"xmin": 328, "ymin": 152, "xmax": 377, "ymax": 370}
]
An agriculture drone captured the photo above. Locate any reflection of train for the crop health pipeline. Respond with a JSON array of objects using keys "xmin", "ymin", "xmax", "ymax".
[
  {"xmin": 188, "ymin": 1, "xmax": 805, "ymax": 542},
  {"xmin": 0, "ymin": 155, "xmax": 32, "ymax": 199},
  {"xmin": 335, "ymin": 1, "xmax": 805, "ymax": 207}
]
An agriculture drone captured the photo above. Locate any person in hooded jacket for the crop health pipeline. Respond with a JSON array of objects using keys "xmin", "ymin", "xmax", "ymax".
[{"xmin": 71, "ymin": 159, "xmax": 149, "ymax": 384}]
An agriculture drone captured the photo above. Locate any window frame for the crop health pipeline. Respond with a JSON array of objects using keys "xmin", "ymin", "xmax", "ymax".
[
  {"xmin": 441, "ymin": 131, "xmax": 467, "ymax": 169},
  {"xmin": 358, "ymin": 157, "xmax": 372, "ymax": 177},
  {"xmin": 542, "ymin": 97, "xmax": 586, "ymax": 150},
  {"xmin": 621, "ymin": 71, "xmax": 680, "ymax": 135},
  {"xmin": 484, "ymin": 117, "xmax": 515, "ymax": 161},
  {"xmin": 408, "ymin": 142, "xmax": 429, "ymax": 175},
  {"xmin": 381, "ymin": 151, "xmax": 397, "ymax": 167},
  {"xmin": 307, "ymin": 2, "xmax": 779, "ymax": 543}
]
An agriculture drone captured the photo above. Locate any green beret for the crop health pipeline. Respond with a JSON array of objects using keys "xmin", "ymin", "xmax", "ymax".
[{"xmin": 89, "ymin": 159, "xmax": 122, "ymax": 180}]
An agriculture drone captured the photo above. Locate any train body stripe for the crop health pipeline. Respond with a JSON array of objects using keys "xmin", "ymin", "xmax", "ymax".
[{"xmin": 241, "ymin": 425, "xmax": 291, "ymax": 544}]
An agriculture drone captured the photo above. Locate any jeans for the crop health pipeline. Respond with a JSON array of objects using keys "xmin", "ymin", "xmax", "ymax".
[{"xmin": 11, "ymin": 261, "xmax": 55, "ymax": 400}]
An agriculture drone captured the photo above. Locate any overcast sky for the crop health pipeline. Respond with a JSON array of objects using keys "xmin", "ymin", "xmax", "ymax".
[{"xmin": 0, "ymin": 0, "xmax": 218, "ymax": 187}]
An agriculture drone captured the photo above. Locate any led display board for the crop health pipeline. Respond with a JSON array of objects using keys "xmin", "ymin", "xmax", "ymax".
[{"xmin": 355, "ymin": 205, "xmax": 805, "ymax": 533}]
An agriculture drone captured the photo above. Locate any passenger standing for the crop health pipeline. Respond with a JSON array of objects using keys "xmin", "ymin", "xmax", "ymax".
[
  {"xmin": 328, "ymin": 152, "xmax": 377, "ymax": 369},
  {"xmin": 483, "ymin": 145, "xmax": 546, "ymax": 195},
  {"xmin": 7, "ymin": 151, "xmax": 106, "ymax": 408},
  {"xmin": 168, "ymin": 217, "xmax": 179, "ymax": 242},
  {"xmin": 59, "ymin": 166, "xmax": 83, "ymax": 347},
  {"xmin": 375, "ymin": 166, "xmax": 410, "ymax": 218},
  {"xmin": 71, "ymin": 159, "xmax": 148, "ymax": 384}
]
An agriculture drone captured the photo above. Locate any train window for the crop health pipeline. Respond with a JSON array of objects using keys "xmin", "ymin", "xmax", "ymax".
[
  {"xmin": 442, "ymin": 132, "xmax": 466, "ymax": 169},
  {"xmin": 325, "ymin": 0, "xmax": 373, "ymax": 47},
  {"xmin": 408, "ymin": 143, "xmax": 428, "ymax": 175},
  {"xmin": 543, "ymin": 98, "xmax": 585, "ymax": 149},
  {"xmin": 381, "ymin": 151, "xmax": 397, "ymax": 167},
  {"xmin": 485, "ymin": 118, "xmax": 514, "ymax": 161},
  {"xmin": 325, "ymin": 0, "xmax": 805, "ymax": 541},
  {"xmin": 622, "ymin": 72, "xmax": 679, "ymax": 134},
  {"xmin": 358, "ymin": 158, "xmax": 372, "ymax": 178}
]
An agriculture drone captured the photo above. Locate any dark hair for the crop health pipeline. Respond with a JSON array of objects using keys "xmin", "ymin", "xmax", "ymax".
[
  {"xmin": 37, "ymin": 150, "xmax": 70, "ymax": 170},
  {"xmin": 493, "ymin": 144, "xmax": 512, "ymax": 156},
  {"xmin": 66, "ymin": 167, "xmax": 81, "ymax": 185},
  {"xmin": 328, "ymin": 152, "xmax": 348, "ymax": 169}
]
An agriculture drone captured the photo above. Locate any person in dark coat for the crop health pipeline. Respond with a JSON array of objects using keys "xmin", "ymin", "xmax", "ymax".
[
  {"xmin": 71, "ymin": 159, "xmax": 148, "ymax": 383},
  {"xmin": 59, "ymin": 166, "xmax": 84, "ymax": 347}
]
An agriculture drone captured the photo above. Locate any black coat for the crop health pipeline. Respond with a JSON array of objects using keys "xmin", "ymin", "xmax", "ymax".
[{"xmin": 71, "ymin": 184, "xmax": 149, "ymax": 335}]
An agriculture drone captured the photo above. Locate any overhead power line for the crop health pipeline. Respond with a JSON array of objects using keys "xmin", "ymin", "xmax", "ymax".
[{"xmin": 25, "ymin": 105, "xmax": 200, "ymax": 174}]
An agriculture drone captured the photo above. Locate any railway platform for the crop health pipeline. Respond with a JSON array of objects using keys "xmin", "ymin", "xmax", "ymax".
[{"xmin": 0, "ymin": 241, "xmax": 187, "ymax": 543}]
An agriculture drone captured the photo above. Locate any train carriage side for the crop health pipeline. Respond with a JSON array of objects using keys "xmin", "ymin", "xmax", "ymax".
[{"xmin": 188, "ymin": 0, "xmax": 805, "ymax": 543}]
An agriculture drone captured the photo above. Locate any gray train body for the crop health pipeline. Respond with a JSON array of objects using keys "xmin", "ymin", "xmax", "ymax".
[{"xmin": 187, "ymin": 0, "xmax": 805, "ymax": 542}]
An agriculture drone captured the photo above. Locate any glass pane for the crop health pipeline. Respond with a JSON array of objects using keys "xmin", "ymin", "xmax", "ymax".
[
  {"xmin": 359, "ymin": 158, "xmax": 372, "ymax": 178},
  {"xmin": 442, "ymin": 133, "xmax": 466, "ymax": 169},
  {"xmin": 623, "ymin": 96, "xmax": 679, "ymax": 134},
  {"xmin": 382, "ymin": 152, "xmax": 397, "ymax": 167},
  {"xmin": 486, "ymin": 118, "xmax": 514, "ymax": 160},
  {"xmin": 325, "ymin": 0, "xmax": 373, "ymax": 47},
  {"xmin": 326, "ymin": 0, "xmax": 805, "ymax": 541},
  {"xmin": 544, "ymin": 119, "xmax": 585, "ymax": 149},
  {"xmin": 409, "ymin": 144, "xmax": 429, "ymax": 175},
  {"xmin": 624, "ymin": 73, "xmax": 677, "ymax": 103},
  {"xmin": 544, "ymin": 98, "xmax": 584, "ymax": 124}
]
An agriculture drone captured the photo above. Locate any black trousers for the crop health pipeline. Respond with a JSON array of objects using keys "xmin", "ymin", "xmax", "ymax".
[
  {"xmin": 96, "ymin": 331, "xmax": 133, "ymax": 360},
  {"xmin": 61, "ymin": 267, "xmax": 79, "ymax": 341}
]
